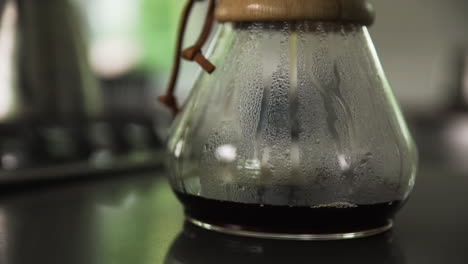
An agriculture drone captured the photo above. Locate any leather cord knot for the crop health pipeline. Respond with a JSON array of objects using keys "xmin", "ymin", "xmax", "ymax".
[{"xmin": 181, "ymin": 46, "xmax": 216, "ymax": 73}]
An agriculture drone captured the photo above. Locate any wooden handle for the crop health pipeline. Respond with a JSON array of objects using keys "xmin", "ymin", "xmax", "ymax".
[{"xmin": 215, "ymin": 0, "xmax": 375, "ymax": 25}]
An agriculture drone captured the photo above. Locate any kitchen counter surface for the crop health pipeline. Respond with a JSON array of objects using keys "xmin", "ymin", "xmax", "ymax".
[{"xmin": 0, "ymin": 160, "xmax": 467, "ymax": 264}]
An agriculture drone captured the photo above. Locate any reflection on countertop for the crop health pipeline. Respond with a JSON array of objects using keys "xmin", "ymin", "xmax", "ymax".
[
  {"xmin": 0, "ymin": 173, "xmax": 183, "ymax": 264},
  {"xmin": 165, "ymin": 223, "xmax": 405, "ymax": 264},
  {"xmin": 0, "ymin": 159, "xmax": 467, "ymax": 263}
]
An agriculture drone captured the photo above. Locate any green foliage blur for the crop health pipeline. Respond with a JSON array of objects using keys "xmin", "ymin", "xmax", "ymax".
[{"xmin": 140, "ymin": 0, "xmax": 184, "ymax": 72}]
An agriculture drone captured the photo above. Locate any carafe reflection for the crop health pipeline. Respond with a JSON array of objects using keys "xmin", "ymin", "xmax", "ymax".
[{"xmin": 164, "ymin": 222, "xmax": 406, "ymax": 264}]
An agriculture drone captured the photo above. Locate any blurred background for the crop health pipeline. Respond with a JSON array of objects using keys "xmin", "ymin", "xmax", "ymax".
[{"xmin": 0, "ymin": 0, "xmax": 467, "ymax": 181}]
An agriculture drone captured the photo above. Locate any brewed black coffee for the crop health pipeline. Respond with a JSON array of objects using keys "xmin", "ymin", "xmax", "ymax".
[{"xmin": 176, "ymin": 191, "xmax": 402, "ymax": 234}]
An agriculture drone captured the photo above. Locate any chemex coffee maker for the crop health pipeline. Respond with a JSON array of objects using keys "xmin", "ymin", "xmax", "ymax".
[{"xmin": 161, "ymin": 0, "xmax": 418, "ymax": 240}]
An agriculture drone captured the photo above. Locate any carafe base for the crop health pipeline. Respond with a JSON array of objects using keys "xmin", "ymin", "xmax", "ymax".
[{"xmin": 186, "ymin": 216, "xmax": 393, "ymax": 240}]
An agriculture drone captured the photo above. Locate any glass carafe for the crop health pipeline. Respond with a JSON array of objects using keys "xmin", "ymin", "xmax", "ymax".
[{"xmin": 162, "ymin": 0, "xmax": 418, "ymax": 240}]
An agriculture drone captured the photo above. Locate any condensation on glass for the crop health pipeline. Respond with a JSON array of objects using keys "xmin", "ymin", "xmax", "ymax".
[{"xmin": 166, "ymin": 21, "xmax": 418, "ymax": 239}]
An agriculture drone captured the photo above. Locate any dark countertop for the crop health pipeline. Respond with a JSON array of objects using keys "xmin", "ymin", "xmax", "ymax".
[{"xmin": 0, "ymin": 160, "xmax": 467, "ymax": 264}]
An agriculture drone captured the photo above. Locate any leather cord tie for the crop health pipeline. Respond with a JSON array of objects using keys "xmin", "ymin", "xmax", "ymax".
[{"xmin": 159, "ymin": 0, "xmax": 217, "ymax": 115}]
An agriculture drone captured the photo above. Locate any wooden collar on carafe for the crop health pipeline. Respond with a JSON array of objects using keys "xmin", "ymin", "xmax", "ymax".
[{"xmin": 215, "ymin": 0, "xmax": 375, "ymax": 25}]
